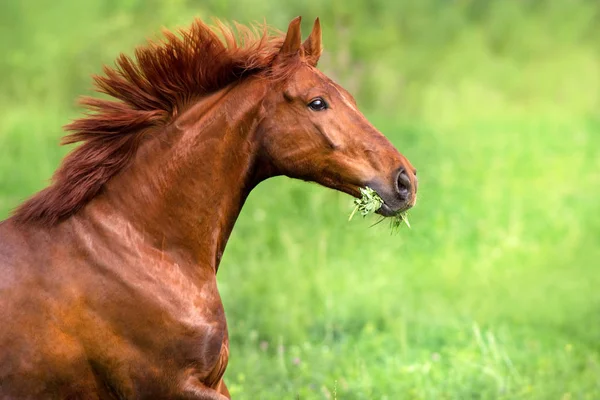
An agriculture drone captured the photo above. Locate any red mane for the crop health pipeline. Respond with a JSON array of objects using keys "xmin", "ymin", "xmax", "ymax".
[{"xmin": 13, "ymin": 20, "xmax": 286, "ymax": 225}]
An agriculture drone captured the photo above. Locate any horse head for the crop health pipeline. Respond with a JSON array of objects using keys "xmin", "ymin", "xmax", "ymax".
[{"xmin": 258, "ymin": 17, "xmax": 417, "ymax": 216}]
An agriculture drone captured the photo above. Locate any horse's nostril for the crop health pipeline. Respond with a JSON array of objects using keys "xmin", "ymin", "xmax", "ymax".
[{"xmin": 396, "ymin": 169, "xmax": 411, "ymax": 200}]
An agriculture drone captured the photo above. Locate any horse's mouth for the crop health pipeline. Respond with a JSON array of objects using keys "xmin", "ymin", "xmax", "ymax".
[
  {"xmin": 377, "ymin": 202, "xmax": 399, "ymax": 217},
  {"xmin": 339, "ymin": 183, "xmax": 413, "ymax": 218},
  {"xmin": 376, "ymin": 199, "xmax": 413, "ymax": 217}
]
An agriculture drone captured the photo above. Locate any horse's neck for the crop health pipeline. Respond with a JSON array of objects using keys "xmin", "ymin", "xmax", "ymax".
[{"xmin": 86, "ymin": 81, "xmax": 268, "ymax": 272}]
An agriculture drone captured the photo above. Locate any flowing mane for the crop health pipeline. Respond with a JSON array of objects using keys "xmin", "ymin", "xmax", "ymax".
[{"xmin": 13, "ymin": 19, "xmax": 288, "ymax": 226}]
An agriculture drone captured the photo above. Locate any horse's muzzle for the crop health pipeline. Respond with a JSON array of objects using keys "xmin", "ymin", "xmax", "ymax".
[{"xmin": 368, "ymin": 167, "xmax": 417, "ymax": 216}]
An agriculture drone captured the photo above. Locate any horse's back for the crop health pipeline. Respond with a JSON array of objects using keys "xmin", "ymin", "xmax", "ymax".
[{"xmin": 0, "ymin": 219, "xmax": 100, "ymax": 399}]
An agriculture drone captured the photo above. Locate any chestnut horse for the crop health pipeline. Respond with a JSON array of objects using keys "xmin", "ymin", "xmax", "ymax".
[{"xmin": 0, "ymin": 17, "xmax": 416, "ymax": 399}]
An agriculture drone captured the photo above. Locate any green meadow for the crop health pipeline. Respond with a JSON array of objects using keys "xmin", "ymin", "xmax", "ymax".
[{"xmin": 1, "ymin": 1, "xmax": 599, "ymax": 398}]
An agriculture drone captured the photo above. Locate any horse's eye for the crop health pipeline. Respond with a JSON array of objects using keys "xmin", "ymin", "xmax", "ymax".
[{"xmin": 308, "ymin": 98, "xmax": 328, "ymax": 111}]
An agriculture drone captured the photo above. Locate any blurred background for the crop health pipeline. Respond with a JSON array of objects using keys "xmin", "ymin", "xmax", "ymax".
[{"xmin": 1, "ymin": 0, "xmax": 599, "ymax": 398}]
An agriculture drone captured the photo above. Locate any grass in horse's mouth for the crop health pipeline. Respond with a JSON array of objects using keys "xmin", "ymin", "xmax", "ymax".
[{"xmin": 348, "ymin": 186, "xmax": 411, "ymax": 231}]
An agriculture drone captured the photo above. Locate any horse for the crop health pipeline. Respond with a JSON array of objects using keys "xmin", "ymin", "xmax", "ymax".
[{"xmin": 0, "ymin": 16, "xmax": 417, "ymax": 399}]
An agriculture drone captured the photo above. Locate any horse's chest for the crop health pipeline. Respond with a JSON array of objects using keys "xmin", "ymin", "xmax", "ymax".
[
  {"xmin": 171, "ymin": 300, "xmax": 228, "ymax": 367},
  {"xmin": 153, "ymin": 287, "xmax": 229, "ymax": 389},
  {"xmin": 158, "ymin": 279, "xmax": 228, "ymax": 366},
  {"xmin": 103, "ymin": 270, "xmax": 229, "ymax": 387}
]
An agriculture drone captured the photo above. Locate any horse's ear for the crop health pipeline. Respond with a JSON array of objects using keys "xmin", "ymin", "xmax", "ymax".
[
  {"xmin": 302, "ymin": 18, "xmax": 322, "ymax": 66},
  {"xmin": 279, "ymin": 16, "xmax": 303, "ymax": 57}
]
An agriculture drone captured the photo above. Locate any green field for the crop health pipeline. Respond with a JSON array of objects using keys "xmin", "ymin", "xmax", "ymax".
[{"xmin": 1, "ymin": 1, "xmax": 599, "ymax": 399}]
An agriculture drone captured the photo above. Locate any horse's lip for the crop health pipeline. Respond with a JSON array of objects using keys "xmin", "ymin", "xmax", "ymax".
[
  {"xmin": 376, "ymin": 201, "xmax": 412, "ymax": 217},
  {"xmin": 376, "ymin": 202, "xmax": 397, "ymax": 217},
  {"xmin": 374, "ymin": 185, "xmax": 415, "ymax": 216}
]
